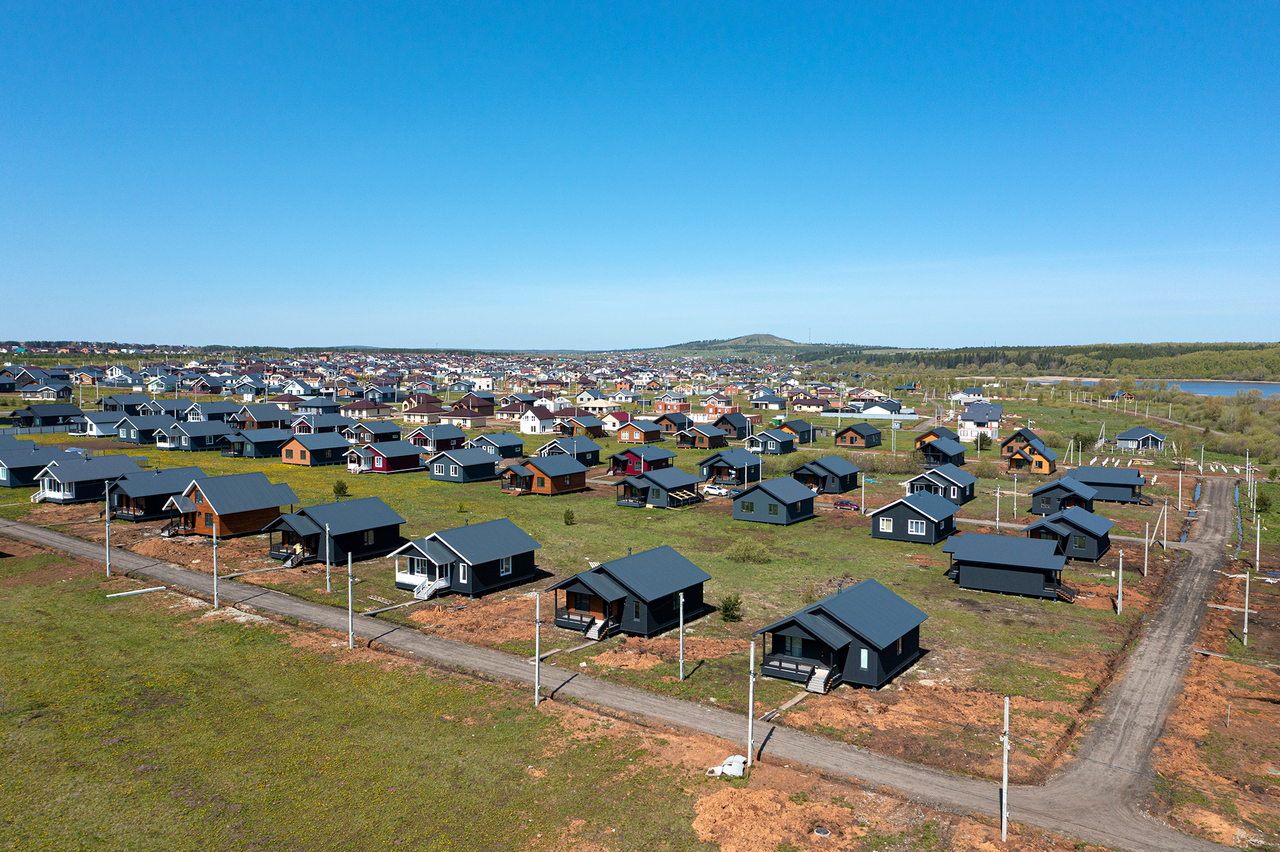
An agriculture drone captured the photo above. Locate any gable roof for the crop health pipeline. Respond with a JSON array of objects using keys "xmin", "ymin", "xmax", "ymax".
[
  {"xmin": 0, "ymin": 447, "xmax": 65, "ymax": 470},
  {"xmin": 38, "ymin": 454, "xmax": 143, "ymax": 484},
  {"xmin": 361, "ymin": 440, "xmax": 425, "ymax": 459},
  {"xmin": 554, "ymin": 545, "xmax": 710, "ymax": 603},
  {"xmin": 431, "ymin": 447, "xmax": 501, "ymax": 468},
  {"xmin": 836, "ymin": 422, "xmax": 880, "ymax": 438},
  {"xmin": 418, "ymin": 518, "xmax": 541, "ymax": 565},
  {"xmin": 920, "ymin": 437, "xmax": 966, "ymax": 457},
  {"xmin": 524, "ymin": 454, "xmax": 589, "ymax": 477},
  {"xmin": 1031, "ymin": 476, "xmax": 1098, "ymax": 501},
  {"xmin": 1118, "ymin": 426, "xmax": 1165, "ymax": 441},
  {"xmin": 909, "ymin": 463, "xmax": 976, "ymax": 489},
  {"xmin": 791, "ymin": 455, "xmax": 861, "ymax": 478},
  {"xmin": 713, "ymin": 412, "xmax": 749, "ymax": 428},
  {"xmin": 228, "ymin": 428, "xmax": 295, "ymax": 445},
  {"xmin": 623, "ymin": 467, "xmax": 702, "ymax": 490},
  {"xmin": 182, "ymin": 472, "xmax": 298, "ymax": 515},
  {"xmin": 960, "ymin": 402, "xmax": 1003, "ymax": 422},
  {"xmin": 754, "ymin": 578, "xmax": 927, "ymax": 651},
  {"xmin": 1069, "ymin": 466, "xmax": 1146, "ymax": 487},
  {"xmin": 540, "ymin": 436, "xmax": 601, "ymax": 454},
  {"xmin": 282, "ymin": 497, "xmax": 406, "ymax": 537},
  {"xmin": 287, "ymin": 432, "xmax": 352, "ymax": 452},
  {"xmin": 468, "ymin": 432, "xmax": 525, "ymax": 448},
  {"xmin": 943, "ymin": 533, "xmax": 1065, "ymax": 572},
  {"xmin": 1028, "ymin": 506, "xmax": 1115, "ymax": 538},
  {"xmin": 873, "ymin": 490, "xmax": 960, "ymax": 522},
  {"xmin": 611, "ymin": 446, "xmax": 677, "ymax": 463},
  {"xmin": 918, "ymin": 426, "xmax": 959, "ymax": 442},
  {"xmin": 750, "ymin": 428, "xmax": 794, "ymax": 443},
  {"xmin": 407, "ymin": 423, "xmax": 468, "ymax": 441},
  {"xmin": 738, "ymin": 476, "xmax": 818, "ymax": 504},
  {"xmin": 698, "ymin": 448, "xmax": 761, "ymax": 469},
  {"xmin": 113, "ymin": 467, "xmax": 208, "ymax": 498}
]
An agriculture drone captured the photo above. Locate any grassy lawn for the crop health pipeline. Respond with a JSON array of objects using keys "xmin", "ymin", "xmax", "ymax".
[{"xmin": 0, "ymin": 551, "xmax": 716, "ymax": 851}]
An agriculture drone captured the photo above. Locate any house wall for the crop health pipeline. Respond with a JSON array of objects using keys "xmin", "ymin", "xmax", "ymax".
[
  {"xmin": 527, "ymin": 467, "xmax": 587, "ymax": 495},
  {"xmin": 329, "ymin": 525, "xmax": 404, "ymax": 562},
  {"xmin": 196, "ymin": 505, "xmax": 281, "ymax": 537},
  {"xmin": 453, "ymin": 550, "xmax": 537, "ymax": 596},
  {"xmin": 0, "ymin": 465, "xmax": 45, "ymax": 488},
  {"xmin": 957, "ymin": 564, "xmax": 1054, "ymax": 598},
  {"xmin": 871, "ymin": 504, "xmax": 950, "ymax": 545}
]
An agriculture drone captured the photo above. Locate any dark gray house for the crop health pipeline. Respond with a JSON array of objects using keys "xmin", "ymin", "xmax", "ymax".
[
  {"xmin": 342, "ymin": 421, "xmax": 402, "ymax": 445},
  {"xmin": 713, "ymin": 412, "xmax": 754, "ymax": 440},
  {"xmin": 698, "ymin": 448, "xmax": 762, "ymax": 486},
  {"xmin": 1062, "ymin": 467, "xmax": 1145, "ymax": 504},
  {"xmin": 100, "ymin": 394, "xmax": 152, "ymax": 416},
  {"xmin": 943, "ymin": 533, "xmax": 1073, "ymax": 601},
  {"xmin": 547, "ymin": 545, "xmax": 710, "ymax": 640},
  {"xmin": 466, "ymin": 432, "xmax": 525, "ymax": 458},
  {"xmin": 0, "ymin": 447, "xmax": 68, "ymax": 488},
  {"xmin": 183, "ymin": 400, "xmax": 242, "ymax": 422},
  {"xmin": 140, "ymin": 399, "xmax": 192, "ymax": 420},
  {"xmin": 11, "ymin": 404, "xmax": 84, "ymax": 428},
  {"xmin": 1029, "ymin": 476, "xmax": 1098, "ymax": 515},
  {"xmin": 264, "ymin": 497, "xmax": 406, "ymax": 566},
  {"xmin": 223, "ymin": 428, "xmax": 294, "ymax": 459},
  {"xmin": 745, "ymin": 428, "xmax": 796, "ymax": 455},
  {"xmin": 1026, "ymin": 507, "xmax": 1114, "ymax": 562},
  {"xmin": 732, "ymin": 477, "xmax": 816, "ymax": 525},
  {"xmin": 904, "ymin": 463, "xmax": 976, "ymax": 506},
  {"xmin": 870, "ymin": 491, "xmax": 958, "ymax": 545},
  {"xmin": 114, "ymin": 415, "xmax": 179, "ymax": 445},
  {"xmin": 535, "ymin": 436, "xmax": 601, "ymax": 466},
  {"xmin": 917, "ymin": 436, "xmax": 966, "ymax": 468},
  {"xmin": 755, "ymin": 579, "xmax": 927, "ymax": 692},
  {"xmin": 788, "ymin": 455, "xmax": 861, "ymax": 494},
  {"xmin": 1116, "ymin": 426, "xmax": 1165, "ymax": 453},
  {"xmin": 36, "ymin": 455, "xmax": 143, "ymax": 504},
  {"xmin": 388, "ymin": 517, "xmax": 541, "ymax": 598},
  {"xmin": 110, "ymin": 467, "xmax": 208, "ymax": 521},
  {"xmin": 427, "ymin": 448, "xmax": 501, "ymax": 483},
  {"xmin": 615, "ymin": 467, "xmax": 703, "ymax": 509},
  {"xmin": 155, "ymin": 420, "xmax": 234, "ymax": 451}
]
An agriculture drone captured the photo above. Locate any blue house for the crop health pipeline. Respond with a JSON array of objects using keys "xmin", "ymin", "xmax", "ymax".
[
  {"xmin": 615, "ymin": 468, "xmax": 704, "ymax": 509},
  {"xmin": 427, "ymin": 448, "xmax": 501, "ymax": 483},
  {"xmin": 943, "ymin": 533, "xmax": 1073, "ymax": 601},
  {"xmin": 466, "ymin": 432, "xmax": 525, "ymax": 459},
  {"xmin": 745, "ymin": 428, "xmax": 796, "ymax": 455},
  {"xmin": 114, "ymin": 415, "xmax": 179, "ymax": 445},
  {"xmin": 917, "ymin": 436, "xmax": 966, "ymax": 468},
  {"xmin": 1116, "ymin": 427, "xmax": 1165, "ymax": 453},
  {"xmin": 870, "ymin": 491, "xmax": 958, "ymax": 545},
  {"xmin": 903, "ymin": 463, "xmax": 976, "ymax": 506},
  {"xmin": 732, "ymin": 477, "xmax": 816, "ymax": 525},
  {"xmin": 1026, "ymin": 507, "xmax": 1114, "ymax": 562},
  {"xmin": 1029, "ymin": 476, "xmax": 1098, "ymax": 515},
  {"xmin": 698, "ymin": 448, "xmax": 762, "ymax": 486},
  {"xmin": 1066, "ymin": 467, "xmax": 1146, "ymax": 504},
  {"xmin": 788, "ymin": 455, "xmax": 861, "ymax": 494},
  {"xmin": 388, "ymin": 517, "xmax": 541, "ymax": 598}
]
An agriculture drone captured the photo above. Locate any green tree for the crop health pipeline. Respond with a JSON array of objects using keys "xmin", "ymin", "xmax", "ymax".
[{"xmin": 332, "ymin": 480, "xmax": 349, "ymax": 502}]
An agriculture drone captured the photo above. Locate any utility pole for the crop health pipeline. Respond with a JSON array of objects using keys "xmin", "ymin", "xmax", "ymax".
[
  {"xmin": 996, "ymin": 487, "xmax": 1001, "ymax": 534},
  {"xmin": 104, "ymin": 481, "xmax": 112, "ymax": 577},
  {"xmin": 1117, "ymin": 550, "xmax": 1123, "ymax": 614},
  {"xmin": 535, "ymin": 591, "xmax": 542, "ymax": 705},
  {"xmin": 1164, "ymin": 499, "xmax": 1168, "ymax": 549},
  {"xmin": 1001, "ymin": 695, "xmax": 1010, "ymax": 842},
  {"xmin": 678, "ymin": 591, "xmax": 685, "ymax": 682},
  {"xmin": 347, "ymin": 553, "xmax": 354, "ymax": 650},
  {"xmin": 1144, "ymin": 523, "xmax": 1149, "ymax": 578},
  {"xmin": 213, "ymin": 522, "xmax": 219, "ymax": 609},
  {"xmin": 1246, "ymin": 513, "xmax": 1258, "ymax": 647},
  {"xmin": 1178, "ymin": 467, "xmax": 1182, "ymax": 512},
  {"xmin": 325, "ymin": 523, "xmax": 331, "ymax": 594},
  {"xmin": 746, "ymin": 640, "xmax": 755, "ymax": 768}
]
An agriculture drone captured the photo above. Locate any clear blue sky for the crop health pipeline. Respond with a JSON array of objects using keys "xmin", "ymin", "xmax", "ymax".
[{"xmin": 3, "ymin": 3, "xmax": 1277, "ymax": 350}]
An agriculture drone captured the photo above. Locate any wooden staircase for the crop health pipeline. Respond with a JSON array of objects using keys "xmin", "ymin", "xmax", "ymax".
[
  {"xmin": 413, "ymin": 577, "xmax": 449, "ymax": 600},
  {"xmin": 806, "ymin": 666, "xmax": 834, "ymax": 694},
  {"xmin": 585, "ymin": 619, "xmax": 607, "ymax": 641}
]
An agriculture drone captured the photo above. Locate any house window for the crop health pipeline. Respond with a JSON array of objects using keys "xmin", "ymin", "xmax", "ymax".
[
  {"xmin": 300, "ymin": 450, "xmax": 308, "ymax": 460},
  {"xmin": 1035, "ymin": 460, "xmax": 1043, "ymax": 469},
  {"xmin": 364, "ymin": 530, "xmax": 375, "ymax": 546},
  {"xmin": 897, "ymin": 637, "xmax": 903, "ymax": 655},
  {"xmin": 407, "ymin": 556, "xmax": 426, "ymax": 575},
  {"xmin": 195, "ymin": 492, "xmax": 203, "ymax": 504},
  {"xmin": 950, "ymin": 487, "xmax": 958, "ymax": 499},
  {"xmin": 434, "ymin": 463, "xmax": 445, "ymax": 475},
  {"xmin": 908, "ymin": 519, "xmax": 926, "ymax": 536},
  {"xmin": 783, "ymin": 635, "xmax": 804, "ymax": 658},
  {"xmin": 564, "ymin": 475, "xmax": 571, "ymax": 486},
  {"xmin": 768, "ymin": 504, "xmax": 779, "ymax": 516},
  {"xmin": 1039, "ymin": 496, "xmax": 1051, "ymax": 509},
  {"xmin": 879, "ymin": 517, "xmax": 893, "ymax": 533},
  {"xmin": 536, "ymin": 476, "xmax": 546, "ymax": 488},
  {"xmin": 860, "ymin": 648, "xmax": 869, "ymax": 670},
  {"xmin": 741, "ymin": 501, "xmax": 754, "ymax": 513},
  {"xmin": 499, "ymin": 556, "xmax": 512, "ymax": 577},
  {"xmin": 633, "ymin": 600, "xmax": 641, "ymax": 621},
  {"xmin": 1072, "ymin": 534, "xmax": 1087, "ymax": 550},
  {"xmin": 768, "ymin": 441, "xmax": 777, "ymax": 450},
  {"xmin": 450, "ymin": 465, "xmax": 459, "ymax": 477},
  {"xmin": 458, "ymin": 563, "xmax": 469, "ymax": 584}
]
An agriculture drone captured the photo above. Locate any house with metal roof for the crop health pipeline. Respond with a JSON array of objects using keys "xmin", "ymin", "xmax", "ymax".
[
  {"xmin": 465, "ymin": 432, "xmax": 525, "ymax": 459},
  {"xmin": 870, "ymin": 491, "xmax": 958, "ymax": 545},
  {"xmin": 616, "ymin": 419, "xmax": 663, "ymax": 444},
  {"xmin": 779, "ymin": 419, "xmax": 817, "ymax": 445},
  {"xmin": 499, "ymin": 454, "xmax": 588, "ymax": 496},
  {"xmin": 1026, "ymin": 507, "xmax": 1114, "ymax": 562},
  {"xmin": 346, "ymin": 440, "xmax": 426, "ymax": 474},
  {"xmin": 958, "ymin": 403, "xmax": 1003, "ymax": 443},
  {"xmin": 281, "ymin": 433, "xmax": 350, "ymax": 467},
  {"xmin": 341, "ymin": 420, "xmax": 402, "ymax": 446},
  {"xmin": 292, "ymin": 413, "xmax": 355, "ymax": 435},
  {"xmin": 35, "ymin": 455, "xmax": 144, "ymax": 504},
  {"xmin": 155, "ymin": 420, "xmax": 234, "ymax": 452},
  {"xmin": 183, "ymin": 400, "xmax": 243, "ymax": 422},
  {"xmin": 913, "ymin": 426, "xmax": 959, "ymax": 450},
  {"xmin": 712, "ymin": 412, "xmax": 754, "ymax": 440},
  {"xmin": 534, "ymin": 436, "xmax": 601, "ymax": 467},
  {"xmin": 733, "ymin": 477, "xmax": 816, "ymax": 525},
  {"xmin": 100, "ymin": 394, "xmax": 152, "ymax": 416},
  {"xmin": 1116, "ymin": 426, "xmax": 1165, "ymax": 453},
  {"xmin": 424, "ymin": 448, "xmax": 500, "ymax": 483},
  {"xmin": 0, "ymin": 435, "xmax": 36, "ymax": 452},
  {"xmin": 789, "ymin": 455, "xmax": 861, "ymax": 494},
  {"xmin": 10, "ymin": 403, "xmax": 84, "ymax": 429},
  {"xmin": 1067, "ymin": 466, "xmax": 1147, "ymax": 504},
  {"xmin": 230, "ymin": 404, "xmax": 294, "ymax": 431},
  {"xmin": 547, "ymin": 545, "xmax": 710, "ymax": 639},
  {"xmin": 554, "ymin": 415, "xmax": 604, "ymax": 438},
  {"xmin": 68, "ymin": 411, "xmax": 123, "ymax": 438},
  {"xmin": 917, "ymin": 436, "xmax": 966, "ymax": 469},
  {"xmin": 608, "ymin": 446, "xmax": 675, "ymax": 476},
  {"xmin": 0, "ymin": 447, "xmax": 70, "ymax": 488},
  {"xmin": 1000, "ymin": 427, "xmax": 1058, "ymax": 474},
  {"xmin": 615, "ymin": 467, "xmax": 703, "ymax": 509},
  {"xmin": 943, "ymin": 533, "xmax": 1074, "ymax": 601},
  {"xmin": 675, "ymin": 424, "xmax": 728, "ymax": 450},
  {"xmin": 222, "ymin": 428, "xmax": 294, "ymax": 459},
  {"xmin": 745, "ymin": 428, "xmax": 796, "ymax": 455},
  {"xmin": 110, "ymin": 467, "xmax": 208, "ymax": 520},
  {"xmin": 654, "ymin": 412, "xmax": 694, "ymax": 437},
  {"xmin": 755, "ymin": 579, "xmax": 928, "ymax": 692},
  {"xmin": 405, "ymin": 423, "xmax": 468, "ymax": 453},
  {"xmin": 750, "ymin": 392, "xmax": 788, "ymax": 410},
  {"xmin": 112, "ymin": 415, "xmax": 178, "ymax": 445},
  {"xmin": 264, "ymin": 496, "xmax": 406, "ymax": 566},
  {"xmin": 698, "ymin": 448, "xmax": 762, "ymax": 486},
  {"xmin": 162, "ymin": 471, "xmax": 299, "ymax": 538},
  {"xmin": 834, "ymin": 422, "xmax": 881, "ymax": 449},
  {"xmin": 387, "ymin": 518, "xmax": 542, "ymax": 598},
  {"xmin": 903, "ymin": 463, "xmax": 976, "ymax": 506},
  {"xmin": 140, "ymin": 399, "xmax": 192, "ymax": 420},
  {"xmin": 1029, "ymin": 476, "xmax": 1098, "ymax": 515}
]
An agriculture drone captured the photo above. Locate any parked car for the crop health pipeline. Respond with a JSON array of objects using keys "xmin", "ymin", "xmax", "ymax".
[
  {"xmin": 702, "ymin": 484, "xmax": 730, "ymax": 497},
  {"xmin": 832, "ymin": 500, "xmax": 860, "ymax": 511}
]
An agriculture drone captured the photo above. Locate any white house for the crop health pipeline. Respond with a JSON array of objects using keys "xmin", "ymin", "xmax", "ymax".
[{"xmin": 519, "ymin": 407, "xmax": 556, "ymax": 434}]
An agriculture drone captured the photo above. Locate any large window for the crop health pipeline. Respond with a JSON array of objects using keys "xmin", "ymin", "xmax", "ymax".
[
  {"xmin": 907, "ymin": 519, "xmax": 926, "ymax": 536},
  {"xmin": 407, "ymin": 556, "xmax": 427, "ymax": 575},
  {"xmin": 450, "ymin": 465, "xmax": 459, "ymax": 477},
  {"xmin": 741, "ymin": 501, "xmax": 755, "ymax": 513},
  {"xmin": 768, "ymin": 504, "xmax": 779, "ymax": 516},
  {"xmin": 879, "ymin": 517, "xmax": 893, "ymax": 533},
  {"xmin": 434, "ymin": 463, "xmax": 445, "ymax": 475},
  {"xmin": 860, "ymin": 648, "xmax": 869, "ymax": 670},
  {"xmin": 782, "ymin": 635, "xmax": 804, "ymax": 658},
  {"xmin": 1071, "ymin": 534, "xmax": 1087, "ymax": 550}
]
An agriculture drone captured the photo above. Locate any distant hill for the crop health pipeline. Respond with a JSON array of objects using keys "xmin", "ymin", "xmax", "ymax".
[{"xmin": 661, "ymin": 334, "xmax": 801, "ymax": 351}]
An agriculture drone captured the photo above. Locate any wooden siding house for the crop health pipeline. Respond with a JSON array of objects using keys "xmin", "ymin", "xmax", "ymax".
[
  {"xmin": 615, "ymin": 468, "xmax": 703, "ymax": 509},
  {"xmin": 232, "ymin": 404, "xmax": 293, "ymax": 431},
  {"xmin": 1000, "ymin": 427, "xmax": 1058, "ymax": 474},
  {"xmin": 281, "ymin": 433, "xmax": 350, "ymax": 467},
  {"xmin": 548, "ymin": 546, "xmax": 710, "ymax": 640},
  {"xmin": 388, "ymin": 518, "xmax": 541, "ymax": 598},
  {"xmin": 555, "ymin": 416, "xmax": 605, "ymax": 438},
  {"xmin": 755, "ymin": 579, "xmax": 927, "ymax": 692},
  {"xmin": 345, "ymin": 440, "xmax": 426, "ymax": 474},
  {"xmin": 264, "ymin": 497, "xmax": 406, "ymax": 566},
  {"xmin": 342, "ymin": 421, "xmax": 402, "ymax": 445},
  {"xmin": 957, "ymin": 403, "xmax": 1003, "ymax": 444},
  {"xmin": 789, "ymin": 455, "xmax": 861, "ymax": 494},
  {"xmin": 698, "ymin": 448, "xmax": 762, "ymax": 486},
  {"xmin": 292, "ymin": 414, "xmax": 354, "ymax": 435},
  {"xmin": 835, "ymin": 423, "xmax": 881, "ymax": 449},
  {"xmin": 162, "ymin": 472, "xmax": 299, "ymax": 538},
  {"xmin": 617, "ymin": 420, "xmax": 663, "ymax": 444},
  {"xmin": 609, "ymin": 446, "xmax": 676, "ymax": 476},
  {"xmin": 943, "ymin": 533, "xmax": 1074, "ymax": 601},
  {"xmin": 110, "ymin": 467, "xmax": 208, "ymax": 521},
  {"xmin": 499, "ymin": 455, "xmax": 588, "ymax": 496},
  {"xmin": 0, "ymin": 447, "xmax": 60, "ymax": 489},
  {"xmin": 914, "ymin": 426, "xmax": 959, "ymax": 450},
  {"xmin": 732, "ymin": 477, "xmax": 816, "ymax": 525},
  {"xmin": 1026, "ymin": 507, "xmax": 1114, "ymax": 562},
  {"xmin": 113, "ymin": 415, "xmax": 178, "ymax": 445},
  {"xmin": 779, "ymin": 419, "xmax": 817, "ymax": 445},
  {"xmin": 675, "ymin": 425, "xmax": 728, "ymax": 450},
  {"xmin": 870, "ymin": 491, "xmax": 958, "ymax": 545},
  {"xmin": 1116, "ymin": 427, "xmax": 1166, "ymax": 453},
  {"xmin": 712, "ymin": 412, "xmax": 753, "ymax": 440},
  {"xmin": 653, "ymin": 412, "xmax": 693, "ymax": 437}
]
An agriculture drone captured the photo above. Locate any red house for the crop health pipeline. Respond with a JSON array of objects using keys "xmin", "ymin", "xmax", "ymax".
[{"xmin": 608, "ymin": 446, "xmax": 677, "ymax": 476}]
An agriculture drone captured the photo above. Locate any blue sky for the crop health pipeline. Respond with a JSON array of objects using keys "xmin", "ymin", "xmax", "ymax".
[{"xmin": 3, "ymin": 3, "xmax": 1277, "ymax": 350}]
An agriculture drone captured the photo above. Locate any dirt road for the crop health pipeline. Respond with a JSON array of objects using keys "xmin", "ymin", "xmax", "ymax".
[{"xmin": 0, "ymin": 480, "xmax": 1237, "ymax": 852}]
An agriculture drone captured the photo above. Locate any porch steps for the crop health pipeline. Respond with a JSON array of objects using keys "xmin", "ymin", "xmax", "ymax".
[
  {"xmin": 283, "ymin": 552, "xmax": 304, "ymax": 569},
  {"xmin": 1051, "ymin": 582, "xmax": 1080, "ymax": 603},
  {"xmin": 160, "ymin": 519, "xmax": 179, "ymax": 538},
  {"xmin": 414, "ymin": 578, "xmax": 449, "ymax": 600},
  {"xmin": 806, "ymin": 666, "xmax": 833, "ymax": 694},
  {"xmin": 585, "ymin": 619, "xmax": 607, "ymax": 641}
]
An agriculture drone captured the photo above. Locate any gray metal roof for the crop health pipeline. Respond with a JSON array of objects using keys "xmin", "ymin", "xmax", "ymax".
[
  {"xmin": 427, "ymin": 518, "xmax": 542, "ymax": 565},
  {"xmin": 754, "ymin": 578, "xmax": 928, "ymax": 651},
  {"xmin": 1043, "ymin": 506, "xmax": 1114, "ymax": 537},
  {"xmin": 289, "ymin": 432, "xmax": 352, "ymax": 451},
  {"xmin": 432, "ymin": 447, "xmax": 502, "ymax": 467},
  {"xmin": 611, "ymin": 446, "xmax": 677, "ymax": 462},
  {"xmin": 793, "ymin": 455, "xmax": 861, "ymax": 478},
  {"xmin": 353, "ymin": 421, "xmax": 401, "ymax": 435},
  {"xmin": 960, "ymin": 403, "xmax": 1003, "ymax": 422},
  {"xmin": 1031, "ymin": 476, "xmax": 1098, "ymax": 501},
  {"xmin": 922, "ymin": 437, "xmax": 966, "ymax": 457},
  {"xmin": 753, "ymin": 428, "xmax": 794, "ymax": 442},
  {"xmin": 0, "ymin": 447, "xmax": 64, "ymax": 470},
  {"xmin": 188, "ymin": 472, "xmax": 299, "ymax": 515},
  {"xmin": 525, "ymin": 454, "xmax": 589, "ymax": 476},
  {"xmin": 229, "ymin": 428, "xmax": 295, "ymax": 445},
  {"xmin": 363, "ymin": 440, "xmax": 425, "ymax": 459},
  {"xmin": 542, "ymin": 436, "xmax": 601, "ymax": 454},
  {"xmin": 0, "ymin": 435, "xmax": 36, "ymax": 450},
  {"xmin": 116, "ymin": 414, "xmax": 180, "ymax": 430},
  {"xmin": 547, "ymin": 567, "xmax": 628, "ymax": 601},
  {"xmin": 591, "ymin": 545, "xmax": 710, "ymax": 602},
  {"xmin": 943, "ymin": 533, "xmax": 1065, "ymax": 572},
  {"xmin": 113, "ymin": 467, "xmax": 208, "ymax": 498},
  {"xmin": 1118, "ymin": 426, "xmax": 1164, "ymax": 441},
  {"xmin": 264, "ymin": 512, "xmax": 324, "ymax": 538},
  {"xmin": 504, "ymin": 463, "xmax": 534, "ymax": 477},
  {"xmin": 739, "ymin": 476, "xmax": 817, "ymax": 504},
  {"xmin": 838, "ymin": 422, "xmax": 880, "ymax": 437},
  {"xmin": 1069, "ymin": 466, "xmax": 1145, "ymax": 487},
  {"xmin": 874, "ymin": 490, "xmax": 960, "ymax": 522},
  {"xmin": 291, "ymin": 497, "xmax": 406, "ymax": 536},
  {"xmin": 698, "ymin": 448, "xmax": 760, "ymax": 469},
  {"xmin": 165, "ymin": 421, "xmax": 233, "ymax": 437},
  {"xmin": 238, "ymin": 404, "xmax": 292, "ymax": 421},
  {"xmin": 469, "ymin": 432, "xmax": 525, "ymax": 448},
  {"xmin": 626, "ymin": 467, "xmax": 702, "ymax": 490},
  {"xmin": 39, "ymin": 454, "xmax": 142, "ymax": 483},
  {"xmin": 408, "ymin": 423, "xmax": 467, "ymax": 441},
  {"xmin": 912, "ymin": 463, "xmax": 976, "ymax": 489}
]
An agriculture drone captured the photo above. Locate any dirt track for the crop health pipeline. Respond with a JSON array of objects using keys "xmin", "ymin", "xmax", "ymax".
[{"xmin": 0, "ymin": 478, "xmax": 1237, "ymax": 852}]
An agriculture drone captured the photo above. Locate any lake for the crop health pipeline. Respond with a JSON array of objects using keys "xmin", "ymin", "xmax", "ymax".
[{"xmin": 1141, "ymin": 380, "xmax": 1280, "ymax": 398}]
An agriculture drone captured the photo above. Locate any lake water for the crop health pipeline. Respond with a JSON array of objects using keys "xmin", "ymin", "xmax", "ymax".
[{"xmin": 1141, "ymin": 380, "xmax": 1280, "ymax": 398}]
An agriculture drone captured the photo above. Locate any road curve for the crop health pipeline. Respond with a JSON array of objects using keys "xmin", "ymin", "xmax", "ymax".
[{"xmin": 0, "ymin": 483, "xmax": 1236, "ymax": 852}]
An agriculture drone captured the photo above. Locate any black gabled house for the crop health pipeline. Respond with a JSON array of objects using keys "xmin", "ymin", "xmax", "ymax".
[{"xmin": 264, "ymin": 497, "xmax": 406, "ymax": 566}]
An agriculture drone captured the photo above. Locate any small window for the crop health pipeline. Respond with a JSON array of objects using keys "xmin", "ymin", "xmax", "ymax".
[
  {"xmin": 741, "ymin": 500, "xmax": 755, "ymax": 513},
  {"xmin": 1040, "ymin": 496, "xmax": 1051, "ymax": 508},
  {"xmin": 364, "ymin": 530, "xmax": 375, "ymax": 546},
  {"xmin": 897, "ymin": 637, "xmax": 903, "ymax": 654},
  {"xmin": 375, "ymin": 456, "xmax": 383, "ymax": 468},
  {"xmin": 450, "ymin": 465, "xmax": 459, "ymax": 477},
  {"xmin": 300, "ymin": 450, "xmax": 308, "ymax": 460},
  {"xmin": 195, "ymin": 492, "xmax": 203, "ymax": 504},
  {"xmin": 879, "ymin": 517, "xmax": 893, "ymax": 533},
  {"xmin": 950, "ymin": 486, "xmax": 958, "ymax": 499},
  {"xmin": 768, "ymin": 503, "xmax": 779, "ymax": 516},
  {"xmin": 500, "ymin": 556, "xmax": 512, "ymax": 576},
  {"xmin": 564, "ymin": 475, "xmax": 571, "ymax": 486},
  {"xmin": 908, "ymin": 519, "xmax": 926, "ymax": 536},
  {"xmin": 434, "ymin": 463, "xmax": 445, "ymax": 475},
  {"xmin": 860, "ymin": 648, "xmax": 869, "ymax": 670},
  {"xmin": 633, "ymin": 600, "xmax": 640, "ymax": 621},
  {"xmin": 1072, "ymin": 534, "xmax": 1087, "ymax": 550},
  {"xmin": 458, "ymin": 563, "xmax": 468, "ymax": 583}
]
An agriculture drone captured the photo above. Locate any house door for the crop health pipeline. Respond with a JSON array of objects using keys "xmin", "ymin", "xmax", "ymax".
[{"xmin": 434, "ymin": 562, "xmax": 452, "ymax": 585}]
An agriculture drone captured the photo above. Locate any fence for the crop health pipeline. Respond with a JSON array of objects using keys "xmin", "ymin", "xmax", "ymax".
[{"xmin": 0, "ymin": 424, "xmax": 73, "ymax": 436}]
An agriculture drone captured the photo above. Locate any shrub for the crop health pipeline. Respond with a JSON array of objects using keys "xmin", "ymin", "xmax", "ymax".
[
  {"xmin": 563, "ymin": 508, "xmax": 576, "ymax": 526},
  {"xmin": 457, "ymin": 501, "xmax": 469, "ymax": 514},
  {"xmin": 1257, "ymin": 492, "xmax": 1272, "ymax": 515},
  {"xmin": 1269, "ymin": 467, "xmax": 1277, "ymax": 482},
  {"xmin": 332, "ymin": 480, "xmax": 349, "ymax": 501},
  {"xmin": 724, "ymin": 539, "xmax": 770, "ymax": 564},
  {"xmin": 720, "ymin": 593, "xmax": 743, "ymax": 622},
  {"xmin": 974, "ymin": 460, "xmax": 1000, "ymax": 480},
  {"xmin": 800, "ymin": 582, "xmax": 817, "ymax": 605}
]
